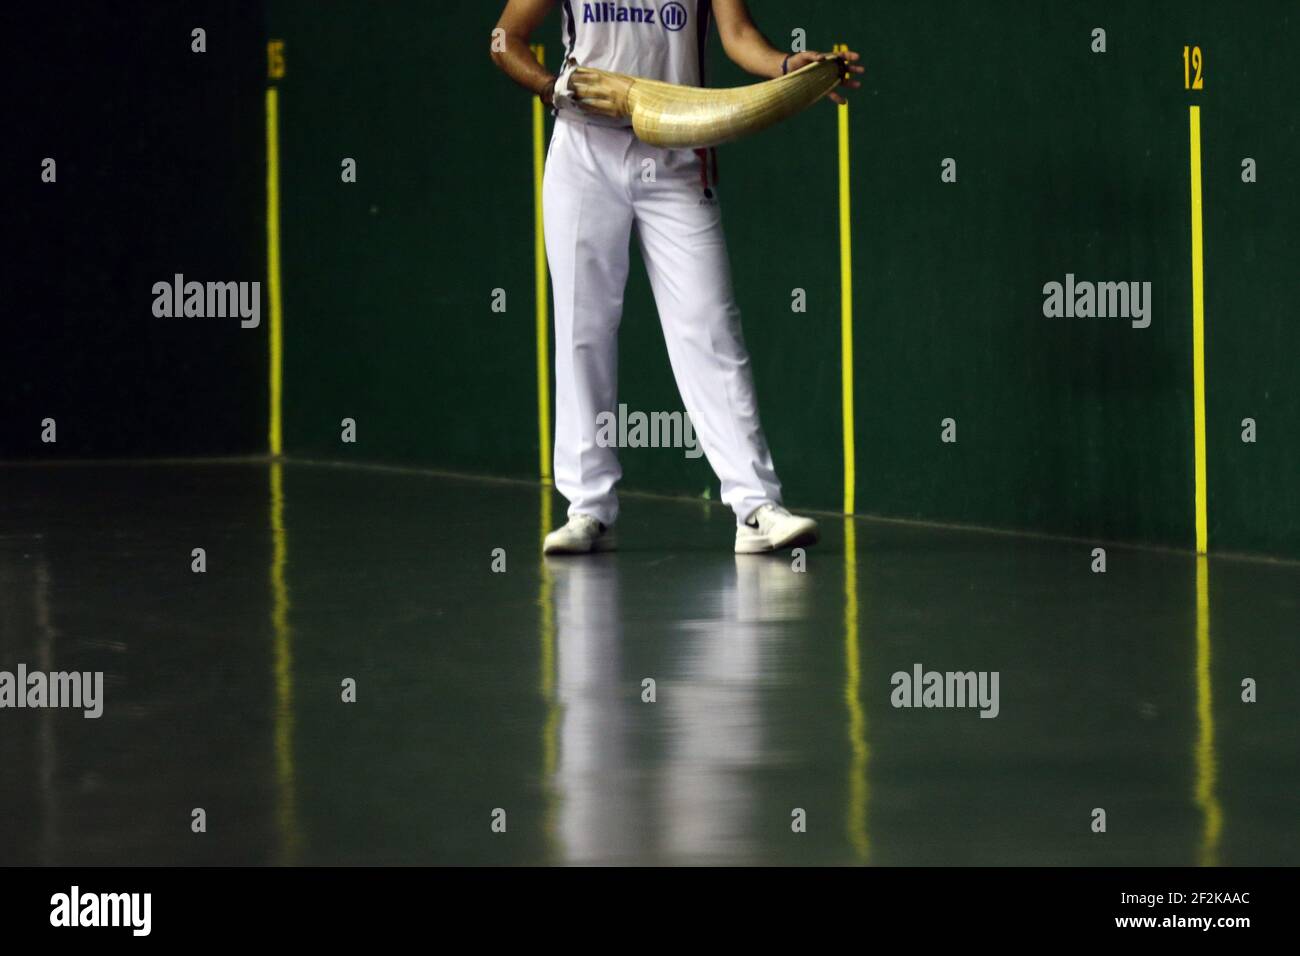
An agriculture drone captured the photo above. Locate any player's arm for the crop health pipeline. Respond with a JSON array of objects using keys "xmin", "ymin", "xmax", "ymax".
[
  {"xmin": 712, "ymin": 0, "xmax": 863, "ymax": 103},
  {"xmin": 491, "ymin": 0, "xmax": 560, "ymax": 105}
]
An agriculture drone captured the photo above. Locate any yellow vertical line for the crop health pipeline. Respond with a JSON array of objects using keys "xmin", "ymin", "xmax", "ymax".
[
  {"xmin": 266, "ymin": 86, "xmax": 284, "ymax": 457},
  {"xmin": 532, "ymin": 44, "xmax": 552, "ymax": 483},
  {"xmin": 533, "ymin": 48, "xmax": 557, "ymax": 843},
  {"xmin": 1193, "ymin": 555, "xmax": 1221, "ymax": 865},
  {"xmin": 269, "ymin": 461, "xmax": 301, "ymax": 863},
  {"xmin": 1189, "ymin": 105, "xmax": 1207, "ymax": 553},
  {"xmin": 835, "ymin": 44, "xmax": 856, "ymax": 515},
  {"xmin": 843, "ymin": 518, "xmax": 869, "ymax": 861}
]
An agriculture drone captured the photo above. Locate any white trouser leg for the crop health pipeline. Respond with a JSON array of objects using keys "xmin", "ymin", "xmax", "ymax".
[
  {"xmin": 544, "ymin": 117, "xmax": 635, "ymax": 527},
  {"xmin": 631, "ymin": 144, "xmax": 782, "ymax": 524}
]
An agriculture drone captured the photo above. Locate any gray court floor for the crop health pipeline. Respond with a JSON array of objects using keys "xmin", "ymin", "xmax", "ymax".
[{"xmin": 0, "ymin": 460, "xmax": 1296, "ymax": 865}]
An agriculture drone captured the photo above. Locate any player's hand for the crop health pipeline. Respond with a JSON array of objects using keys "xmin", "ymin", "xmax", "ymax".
[
  {"xmin": 786, "ymin": 49, "xmax": 864, "ymax": 104},
  {"xmin": 570, "ymin": 68, "xmax": 633, "ymax": 119}
]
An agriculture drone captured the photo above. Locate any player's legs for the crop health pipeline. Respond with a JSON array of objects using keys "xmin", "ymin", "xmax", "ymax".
[
  {"xmin": 630, "ymin": 146, "xmax": 783, "ymax": 525},
  {"xmin": 544, "ymin": 117, "xmax": 635, "ymax": 528}
]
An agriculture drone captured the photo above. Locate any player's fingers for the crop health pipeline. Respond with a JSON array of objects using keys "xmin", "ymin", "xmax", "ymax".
[
  {"xmin": 571, "ymin": 71, "xmax": 610, "ymax": 94},
  {"xmin": 573, "ymin": 88, "xmax": 616, "ymax": 110},
  {"xmin": 579, "ymin": 98, "xmax": 620, "ymax": 117}
]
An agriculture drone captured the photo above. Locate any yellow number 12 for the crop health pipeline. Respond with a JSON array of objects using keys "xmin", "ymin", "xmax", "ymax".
[{"xmin": 1183, "ymin": 45, "xmax": 1204, "ymax": 90}]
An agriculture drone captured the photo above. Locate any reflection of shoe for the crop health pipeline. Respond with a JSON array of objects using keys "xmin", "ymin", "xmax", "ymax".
[
  {"xmin": 734, "ymin": 504, "xmax": 819, "ymax": 554},
  {"xmin": 543, "ymin": 514, "xmax": 617, "ymax": 555},
  {"xmin": 732, "ymin": 551, "xmax": 811, "ymax": 622}
]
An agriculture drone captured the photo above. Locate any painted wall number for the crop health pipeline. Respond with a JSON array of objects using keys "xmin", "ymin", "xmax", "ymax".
[
  {"xmin": 268, "ymin": 40, "xmax": 286, "ymax": 80},
  {"xmin": 1183, "ymin": 45, "xmax": 1203, "ymax": 90}
]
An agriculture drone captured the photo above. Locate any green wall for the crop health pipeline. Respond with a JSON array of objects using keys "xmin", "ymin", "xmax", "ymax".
[{"xmin": 268, "ymin": 0, "xmax": 1299, "ymax": 559}]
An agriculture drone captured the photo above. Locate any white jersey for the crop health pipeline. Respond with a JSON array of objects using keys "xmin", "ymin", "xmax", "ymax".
[{"xmin": 557, "ymin": 0, "xmax": 712, "ymax": 126}]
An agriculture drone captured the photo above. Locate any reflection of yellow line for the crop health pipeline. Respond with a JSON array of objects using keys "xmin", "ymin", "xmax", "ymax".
[
  {"xmin": 1189, "ymin": 106, "xmax": 1207, "ymax": 553},
  {"xmin": 532, "ymin": 44, "xmax": 552, "ymax": 483},
  {"xmin": 266, "ymin": 87, "xmax": 284, "ymax": 457},
  {"xmin": 270, "ymin": 462, "xmax": 301, "ymax": 862},
  {"xmin": 1193, "ymin": 555, "xmax": 1221, "ymax": 866},
  {"xmin": 538, "ymin": 485, "xmax": 559, "ymax": 854},
  {"xmin": 834, "ymin": 44, "xmax": 855, "ymax": 516},
  {"xmin": 540, "ymin": 486, "xmax": 555, "ymax": 701},
  {"xmin": 843, "ymin": 518, "xmax": 869, "ymax": 861}
]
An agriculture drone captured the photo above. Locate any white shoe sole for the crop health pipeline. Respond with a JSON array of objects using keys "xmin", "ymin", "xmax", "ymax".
[
  {"xmin": 542, "ymin": 532, "xmax": 617, "ymax": 555},
  {"xmin": 734, "ymin": 521, "xmax": 819, "ymax": 554}
]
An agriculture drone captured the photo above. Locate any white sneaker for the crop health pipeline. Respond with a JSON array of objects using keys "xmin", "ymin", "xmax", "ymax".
[
  {"xmin": 734, "ymin": 504, "xmax": 819, "ymax": 554},
  {"xmin": 543, "ymin": 514, "xmax": 616, "ymax": 555}
]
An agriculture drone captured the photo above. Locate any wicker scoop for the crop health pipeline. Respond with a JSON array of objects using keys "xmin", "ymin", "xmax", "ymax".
[{"xmin": 569, "ymin": 56, "xmax": 847, "ymax": 150}]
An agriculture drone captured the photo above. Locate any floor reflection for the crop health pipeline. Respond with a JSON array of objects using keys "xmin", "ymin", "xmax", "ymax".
[
  {"xmin": 35, "ymin": 558, "xmax": 60, "ymax": 866},
  {"xmin": 0, "ymin": 463, "xmax": 1293, "ymax": 865},
  {"xmin": 545, "ymin": 552, "xmax": 811, "ymax": 863},
  {"xmin": 657, "ymin": 555, "xmax": 804, "ymax": 861},
  {"xmin": 843, "ymin": 518, "xmax": 869, "ymax": 862},
  {"xmin": 1193, "ymin": 555, "xmax": 1221, "ymax": 866},
  {"xmin": 547, "ymin": 556, "xmax": 639, "ymax": 861},
  {"xmin": 269, "ymin": 460, "xmax": 301, "ymax": 864}
]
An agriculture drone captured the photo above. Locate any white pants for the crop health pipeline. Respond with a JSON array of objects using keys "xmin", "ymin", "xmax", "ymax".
[{"xmin": 543, "ymin": 113, "xmax": 782, "ymax": 527}]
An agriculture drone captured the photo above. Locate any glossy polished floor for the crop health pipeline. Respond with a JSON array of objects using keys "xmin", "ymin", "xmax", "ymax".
[{"xmin": 0, "ymin": 461, "xmax": 1296, "ymax": 865}]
